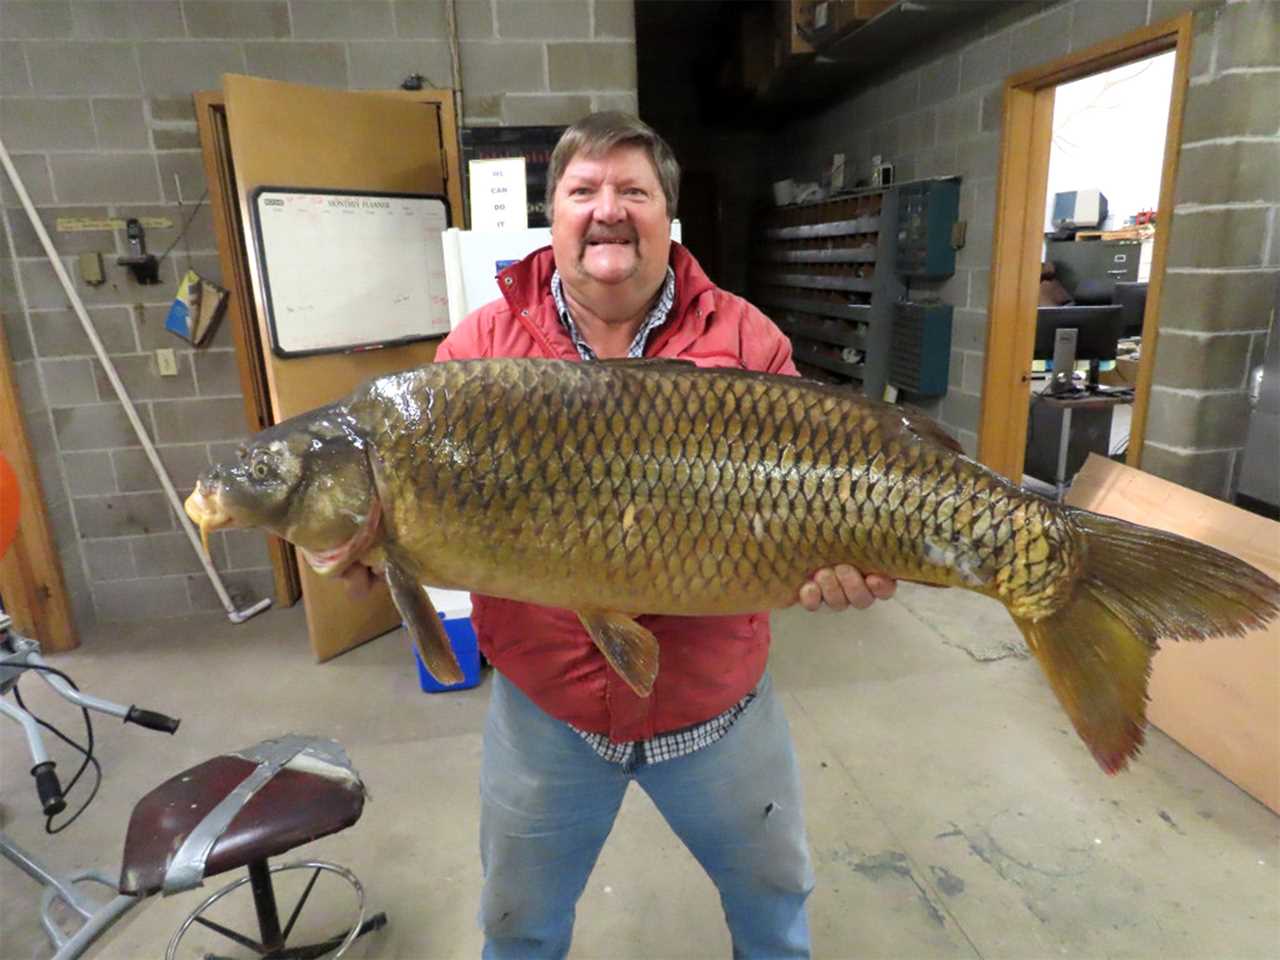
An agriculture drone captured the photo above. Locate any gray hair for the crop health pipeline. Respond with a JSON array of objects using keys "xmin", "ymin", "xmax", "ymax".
[{"xmin": 545, "ymin": 112, "xmax": 679, "ymax": 222}]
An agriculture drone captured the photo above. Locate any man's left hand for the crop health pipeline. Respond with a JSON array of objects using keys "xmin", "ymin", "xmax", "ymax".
[
  {"xmin": 338, "ymin": 561, "xmax": 381, "ymax": 598},
  {"xmin": 795, "ymin": 566, "xmax": 896, "ymax": 612}
]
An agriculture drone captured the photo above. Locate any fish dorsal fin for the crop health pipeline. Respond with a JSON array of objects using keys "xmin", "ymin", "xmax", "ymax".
[
  {"xmin": 595, "ymin": 358, "xmax": 696, "ymax": 371},
  {"xmin": 901, "ymin": 409, "xmax": 965, "ymax": 455}
]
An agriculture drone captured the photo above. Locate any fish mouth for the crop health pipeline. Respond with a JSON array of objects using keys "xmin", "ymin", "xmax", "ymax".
[
  {"xmin": 183, "ymin": 485, "xmax": 236, "ymax": 557},
  {"xmin": 299, "ymin": 496, "xmax": 383, "ymax": 577}
]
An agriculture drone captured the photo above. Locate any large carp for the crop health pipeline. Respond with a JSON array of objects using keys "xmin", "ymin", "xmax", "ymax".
[{"xmin": 185, "ymin": 358, "xmax": 1279, "ymax": 773}]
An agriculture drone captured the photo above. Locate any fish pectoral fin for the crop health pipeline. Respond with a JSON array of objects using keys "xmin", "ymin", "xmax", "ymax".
[
  {"xmin": 577, "ymin": 610, "xmax": 659, "ymax": 698},
  {"xmin": 385, "ymin": 561, "xmax": 464, "ymax": 686}
]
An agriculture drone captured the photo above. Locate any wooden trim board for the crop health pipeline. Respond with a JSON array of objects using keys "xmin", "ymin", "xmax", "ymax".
[
  {"xmin": 0, "ymin": 318, "xmax": 77, "ymax": 650},
  {"xmin": 195, "ymin": 90, "xmax": 300, "ymax": 608},
  {"xmin": 1126, "ymin": 14, "xmax": 1193, "ymax": 467},
  {"xmin": 978, "ymin": 13, "xmax": 1194, "ymax": 480}
]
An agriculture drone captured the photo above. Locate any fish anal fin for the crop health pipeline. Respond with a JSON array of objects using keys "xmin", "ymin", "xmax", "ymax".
[
  {"xmin": 577, "ymin": 610, "xmax": 659, "ymax": 697},
  {"xmin": 385, "ymin": 561, "xmax": 464, "ymax": 686}
]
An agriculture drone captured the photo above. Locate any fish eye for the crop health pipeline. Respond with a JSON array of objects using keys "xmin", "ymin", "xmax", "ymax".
[{"xmin": 251, "ymin": 460, "xmax": 271, "ymax": 480}]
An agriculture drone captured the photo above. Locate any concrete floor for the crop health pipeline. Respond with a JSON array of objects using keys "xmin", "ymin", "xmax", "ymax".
[{"xmin": 2, "ymin": 586, "xmax": 1277, "ymax": 959}]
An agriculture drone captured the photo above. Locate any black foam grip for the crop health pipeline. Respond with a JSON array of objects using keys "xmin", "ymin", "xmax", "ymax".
[
  {"xmin": 32, "ymin": 762, "xmax": 66, "ymax": 817},
  {"xmin": 125, "ymin": 706, "xmax": 181, "ymax": 734}
]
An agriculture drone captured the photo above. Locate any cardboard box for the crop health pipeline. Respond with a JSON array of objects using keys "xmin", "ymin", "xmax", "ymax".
[{"xmin": 1066, "ymin": 455, "xmax": 1279, "ymax": 813}]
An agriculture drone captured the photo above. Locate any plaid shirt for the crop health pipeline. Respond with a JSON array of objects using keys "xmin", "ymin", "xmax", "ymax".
[
  {"xmin": 550, "ymin": 266, "xmax": 755, "ymax": 767},
  {"xmin": 550, "ymin": 267, "xmax": 676, "ymax": 360}
]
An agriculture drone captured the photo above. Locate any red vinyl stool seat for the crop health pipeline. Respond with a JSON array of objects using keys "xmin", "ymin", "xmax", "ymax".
[{"xmin": 119, "ymin": 753, "xmax": 364, "ymax": 897}]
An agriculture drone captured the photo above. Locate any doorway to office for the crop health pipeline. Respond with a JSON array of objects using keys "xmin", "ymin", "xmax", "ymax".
[{"xmin": 977, "ymin": 15, "xmax": 1194, "ymax": 491}]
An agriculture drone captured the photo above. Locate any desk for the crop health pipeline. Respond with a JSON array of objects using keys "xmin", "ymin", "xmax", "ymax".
[{"xmin": 1025, "ymin": 388, "xmax": 1134, "ymax": 499}]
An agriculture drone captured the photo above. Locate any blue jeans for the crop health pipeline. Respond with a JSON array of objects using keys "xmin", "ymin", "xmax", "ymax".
[{"xmin": 479, "ymin": 671, "xmax": 814, "ymax": 959}]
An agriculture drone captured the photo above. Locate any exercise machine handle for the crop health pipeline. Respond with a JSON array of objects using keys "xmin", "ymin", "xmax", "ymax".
[
  {"xmin": 124, "ymin": 706, "xmax": 181, "ymax": 734},
  {"xmin": 31, "ymin": 762, "xmax": 66, "ymax": 817}
]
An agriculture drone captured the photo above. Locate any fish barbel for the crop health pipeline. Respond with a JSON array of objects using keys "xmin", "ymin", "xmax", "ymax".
[{"xmin": 185, "ymin": 358, "xmax": 1280, "ymax": 772}]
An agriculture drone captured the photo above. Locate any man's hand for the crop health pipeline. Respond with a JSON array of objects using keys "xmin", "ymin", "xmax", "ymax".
[
  {"xmin": 338, "ymin": 562, "xmax": 381, "ymax": 598},
  {"xmin": 795, "ymin": 565, "xmax": 896, "ymax": 612}
]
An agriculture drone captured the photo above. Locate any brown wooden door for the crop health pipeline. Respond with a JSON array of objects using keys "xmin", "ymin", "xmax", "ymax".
[{"xmin": 223, "ymin": 74, "xmax": 462, "ymax": 661}]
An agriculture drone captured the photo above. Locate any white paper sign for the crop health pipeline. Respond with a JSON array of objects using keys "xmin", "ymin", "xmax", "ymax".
[{"xmin": 468, "ymin": 158, "xmax": 528, "ymax": 231}]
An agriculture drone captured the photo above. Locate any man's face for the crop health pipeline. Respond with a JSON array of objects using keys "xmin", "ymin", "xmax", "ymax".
[{"xmin": 550, "ymin": 144, "xmax": 671, "ymax": 304}]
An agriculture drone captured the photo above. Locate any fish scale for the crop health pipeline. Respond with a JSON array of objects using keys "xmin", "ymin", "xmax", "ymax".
[{"xmin": 187, "ymin": 356, "xmax": 1280, "ymax": 773}]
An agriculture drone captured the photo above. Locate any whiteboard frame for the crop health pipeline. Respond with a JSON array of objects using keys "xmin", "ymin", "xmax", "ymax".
[{"xmin": 250, "ymin": 185, "xmax": 453, "ymax": 358}]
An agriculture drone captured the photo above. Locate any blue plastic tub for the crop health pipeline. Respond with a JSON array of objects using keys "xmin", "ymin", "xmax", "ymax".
[{"xmin": 414, "ymin": 588, "xmax": 481, "ymax": 693}]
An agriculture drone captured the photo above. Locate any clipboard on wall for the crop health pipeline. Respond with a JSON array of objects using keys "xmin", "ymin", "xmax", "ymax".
[{"xmin": 250, "ymin": 186, "xmax": 452, "ymax": 357}]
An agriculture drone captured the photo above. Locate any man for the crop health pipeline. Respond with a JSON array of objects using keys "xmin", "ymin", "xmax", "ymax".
[{"xmin": 435, "ymin": 113, "xmax": 895, "ymax": 959}]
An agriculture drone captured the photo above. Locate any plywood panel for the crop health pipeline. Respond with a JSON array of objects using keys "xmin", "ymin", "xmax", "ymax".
[
  {"xmin": 1067, "ymin": 455, "xmax": 1280, "ymax": 813},
  {"xmin": 223, "ymin": 75, "xmax": 460, "ymax": 660}
]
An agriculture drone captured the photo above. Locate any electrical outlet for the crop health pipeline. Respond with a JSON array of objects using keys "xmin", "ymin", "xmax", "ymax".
[{"xmin": 156, "ymin": 348, "xmax": 178, "ymax": 377}]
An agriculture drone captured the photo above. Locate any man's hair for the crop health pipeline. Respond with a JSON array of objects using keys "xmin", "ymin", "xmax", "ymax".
[{"xmin": 545, "ymin": 111, "xmax": 679, "ymax": 222}]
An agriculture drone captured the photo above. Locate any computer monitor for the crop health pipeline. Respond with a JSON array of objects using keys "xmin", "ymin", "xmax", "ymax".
[
  {"xmin": 1033, "ymin": 305, "xmax": 1125, "ymax": 391},
  {"xmin": 1033, "ymin": 305, "xmax": 1125, "ymax": 362}
]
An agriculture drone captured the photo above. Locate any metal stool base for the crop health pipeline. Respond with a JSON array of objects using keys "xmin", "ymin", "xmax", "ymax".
[{"xmin": 166, "ymin": 859, "xmax": 383, "ymax": 960}]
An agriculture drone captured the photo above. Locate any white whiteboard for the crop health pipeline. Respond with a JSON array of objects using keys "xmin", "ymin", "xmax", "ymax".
[{"xmin": 252, "ymin": 188, "xmax": 451, "ymax": 356}]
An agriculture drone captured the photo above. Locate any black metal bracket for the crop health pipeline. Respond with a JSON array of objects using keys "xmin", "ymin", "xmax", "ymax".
[{"xmin": 117, "ymin": 217, "xmax": 160, "ymax": 285}]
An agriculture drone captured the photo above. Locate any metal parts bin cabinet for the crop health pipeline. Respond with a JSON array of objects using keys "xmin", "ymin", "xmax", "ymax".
[
  {"xmin": 890, "ymin": 301, "xmax": 953, "ymax": 397},
  {"xmin": 895, "ymin": 180, "xmax": 960, "ymax": 279}
]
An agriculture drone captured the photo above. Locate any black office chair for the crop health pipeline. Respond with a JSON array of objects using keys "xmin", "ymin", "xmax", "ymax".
[
  {"xmin": 1114, "ymin": 281, "xmax": 1148, "ymax": 337},
  {"xmin": 1072, "ymin": 277, "xmax": 1116, "ymax": 305}
]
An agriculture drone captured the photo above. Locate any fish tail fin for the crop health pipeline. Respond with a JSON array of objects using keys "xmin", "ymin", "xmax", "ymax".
[{"xmin": 1013, "ymin": 508, "xmax": 1280, "ymax": 774}]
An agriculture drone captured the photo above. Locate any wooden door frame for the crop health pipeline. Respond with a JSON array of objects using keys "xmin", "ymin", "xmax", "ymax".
[{"xmin": 978, "ymin": 13, "xmax": 1194, "ymax": 480}]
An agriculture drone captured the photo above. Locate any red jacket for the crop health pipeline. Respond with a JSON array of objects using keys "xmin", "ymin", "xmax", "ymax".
[{"xmin": 435, "ymin": 243, "xmax": 798, "ymax": 741}]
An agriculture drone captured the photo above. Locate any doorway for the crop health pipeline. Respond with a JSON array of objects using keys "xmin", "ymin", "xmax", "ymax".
[{"xmin": 978, "ymin": 14, "xmax": 1194, "ymax": 489}]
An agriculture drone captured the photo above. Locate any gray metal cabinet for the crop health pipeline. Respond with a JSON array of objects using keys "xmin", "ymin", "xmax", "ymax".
[{"xmin": 1045, "ymin": 239, "xmax": 1141, "ymax": 294}]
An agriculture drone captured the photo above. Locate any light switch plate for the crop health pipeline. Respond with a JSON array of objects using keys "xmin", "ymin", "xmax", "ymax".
[{"xmin": 156, "ymin": 348, "xmax": 178, "ymax": 376}]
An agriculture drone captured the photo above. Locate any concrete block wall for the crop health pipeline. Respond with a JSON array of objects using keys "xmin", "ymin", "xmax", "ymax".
[
  {"xmin": 1144, "ymin": 0, "xmax": 1279, "ymax": 497},
  {"xmin": 0, "ymin": 0, "xmax": 638, "ymax": 625},
  {"xmin": 766, "ymin": 0, "xmax": 1249, "ymax": 470}
]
